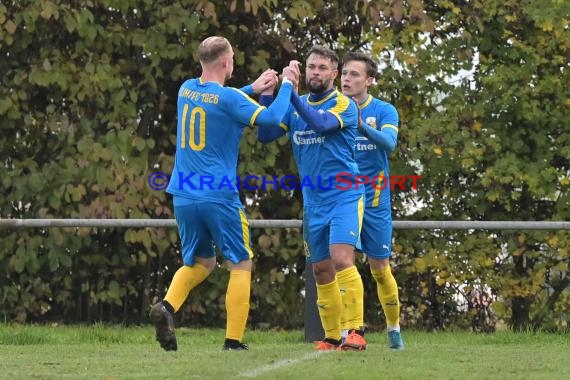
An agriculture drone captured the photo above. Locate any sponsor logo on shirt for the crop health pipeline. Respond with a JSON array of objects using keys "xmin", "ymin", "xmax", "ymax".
[
  {"xmin": 292, "ymin": 130, "xmax": 326, "ymax": 145},
  {"xmin": 355, "ymin": 136, "xmax": 377, "ymax": 151}
]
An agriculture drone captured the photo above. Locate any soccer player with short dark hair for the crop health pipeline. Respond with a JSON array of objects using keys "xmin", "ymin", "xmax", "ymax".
[
  {"xmin": 340, "ymin": 50, "xmax": 404, "ymax": 350},
  {"xmin": 258, "ymin": 45, "xmax": 365, "ymax": 351}
]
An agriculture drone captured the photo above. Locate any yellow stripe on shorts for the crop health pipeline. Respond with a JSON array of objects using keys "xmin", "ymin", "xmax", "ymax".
[
  {"xmin": 239, "ymin": 208, "xmax": 254, "ymax": 258},
  {"xmin": 372, "ymin": 171, "xmax": 385, "ymax": 208},
  {"xmin": 358, "ymin": 195, "xmax": 364, "ymax": 234}
]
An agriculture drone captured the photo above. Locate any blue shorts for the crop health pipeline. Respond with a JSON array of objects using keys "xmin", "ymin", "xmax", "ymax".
[
  {"xmin": 173, "ymin": 200, "xmax": 253, "ymax": 265},
  {"xmin": 357, "ymin": 206, "xmax": 392, "ymax": 260},
  {"xmin": 303, "ymin": 195, "xmax": 364, "ymax": 263}
]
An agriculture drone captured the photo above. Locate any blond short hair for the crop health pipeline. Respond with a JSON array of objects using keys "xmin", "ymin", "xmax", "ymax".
[{"xmin": 197, "ymin": 36, "xmax": 232, "ymax": 64}]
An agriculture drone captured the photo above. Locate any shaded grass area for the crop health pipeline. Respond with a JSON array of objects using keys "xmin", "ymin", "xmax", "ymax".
[{"xmin": 0, "ymin": 325, "xmax": 568, "ymax": 379}]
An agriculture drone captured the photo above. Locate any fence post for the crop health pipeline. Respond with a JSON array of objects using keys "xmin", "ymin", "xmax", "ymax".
[{"xmin": 304, "ymin": 260, "xmax": 324, "ymax": 342}]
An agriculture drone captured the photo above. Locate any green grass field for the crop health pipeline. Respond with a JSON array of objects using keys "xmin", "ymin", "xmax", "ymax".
[{"xmin": 0, "ymin": 325, "xmax": 568, "ymax": 379}]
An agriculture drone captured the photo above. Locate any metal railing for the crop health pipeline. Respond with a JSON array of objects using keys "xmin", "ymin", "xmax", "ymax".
[
  {"xmin": 1, "ymin": 219, "xmax": 569, "ymax": 230},
  {"xmin": 1, "ymin": 217, "xmax": 568, "ymax": 341}
]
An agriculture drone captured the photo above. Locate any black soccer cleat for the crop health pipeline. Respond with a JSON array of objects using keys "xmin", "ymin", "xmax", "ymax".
[
  {"xmin": 222, "ymin": 338, "xmax": 249, "ymax": 351},
  {"xmin": 149, "ymin": 302, "xmax": 178, "ymax": 351}
]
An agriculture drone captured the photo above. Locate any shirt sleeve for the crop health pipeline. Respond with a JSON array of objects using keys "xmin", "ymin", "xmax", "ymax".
[
  {"xmin": 257, "ymin": 118, "xmax": 289, "ymax": 142},
  {"xmin": 224, "ymin": 87, "xmax": 267, "ymax": 127},
  {"xmin": 239, "ymin": 84, "xmax": 254, "ymax": 96},
  {"xmin": 362, "ymin": 103, "xmax": 399, "ymax": 152},
  {"xmin": 223, "ymin": 82, "xmax": 291, "ymax": 128},
  {"xmin": 254, "ymin": 82, "xmax": 293, "ymax": 127},
  {"xmin": 290, "ymin": 92, "xmax": 340, "ymax": 132},
  {"xmin": 256, "ymin": 95, "xmax": 290, "ymax": 143},
  {"xmin": 259, "ymin": 94, "xmax": 273, "ymax": 107},
  {"xmin": 326, "ymin": 92, "xmax": 358, "ymax": 130}
]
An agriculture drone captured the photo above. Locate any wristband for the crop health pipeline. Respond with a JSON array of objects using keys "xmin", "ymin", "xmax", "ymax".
[{"xmin": 282, "ymin": 77, "xmax": 293, "ymax": 85}]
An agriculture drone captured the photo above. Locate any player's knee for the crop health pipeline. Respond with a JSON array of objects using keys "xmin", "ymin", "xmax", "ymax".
[
  {"xmin": 196, "ymin": 257, "xmax": 217, "ymax": 273},
  {"xmin": 330, "ymin": 244, "xmax": 355, "ymax": 270},
  {"xmin": 313, "ymin": 261, "xmax": 335, "ymax": 284},
  {"xmin": 369, "ymin": 257, "xmax": 390, "ymax": 271},
  {"xmin": 227, "ymin": 258, "xmax": 252, "ymax": 272},
  {"xmin": 332, "ymin": 255, "xmax": 355, "ymax": 271}
]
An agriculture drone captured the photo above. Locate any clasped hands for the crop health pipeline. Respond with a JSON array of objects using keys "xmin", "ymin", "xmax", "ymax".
[{"xmin": 251, "ymin": 60, "xmax": 301, "ymax": 95}]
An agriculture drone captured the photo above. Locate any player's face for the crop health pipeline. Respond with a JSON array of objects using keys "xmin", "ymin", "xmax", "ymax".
[
  {"xmin": 305, "ymin": 53, "xmax": 338, "ymax": 93},
  {"xmin": 341, "ymin": 60, "xmax": 373, "ymax": 98}
]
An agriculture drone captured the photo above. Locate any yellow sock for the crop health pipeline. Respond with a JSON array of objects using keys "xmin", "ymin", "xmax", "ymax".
[
  {"xmin": 164, "ymin": 263, "xmax": 210, "ymax": 312},
  {"xmin": 225, "ymin": 270, "xmax": 251, "ymax": 341},
  {"xmin": 339, "ymin": 287, "xmax": 351, "ymax": 331},
  {"xmin": 371, "ymin": 265, "xmax": 400, "ymax": 328},
  {"xmin": 336, "ymin": 266, "xmax": 364, "ymax": 331},
  {"xmin": 316, "ymin": 279, "xmax": 342, "ymax": 341}
]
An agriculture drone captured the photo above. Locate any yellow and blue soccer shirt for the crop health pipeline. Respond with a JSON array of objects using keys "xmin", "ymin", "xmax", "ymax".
[
  {"xmin": 281, "ymin": 89, "xmax": 362, "ymax": 206},
  {"xmin": 355, "ymin": 95, "xmax": 399, "ymax": 208},
  {"xmin": 166, "ymin": 78, "xmax": 267, "ymax": 204}
]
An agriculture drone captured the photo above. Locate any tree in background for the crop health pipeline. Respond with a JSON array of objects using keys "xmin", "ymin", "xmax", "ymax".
[{"xmin": 0, "ymin": 0, "xmax": 568, "ymax": 331}]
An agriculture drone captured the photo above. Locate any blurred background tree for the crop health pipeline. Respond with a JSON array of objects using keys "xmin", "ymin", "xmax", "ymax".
[{"xmin": 0, "ymin": 0, "xmax": 568, "ymax": 331}]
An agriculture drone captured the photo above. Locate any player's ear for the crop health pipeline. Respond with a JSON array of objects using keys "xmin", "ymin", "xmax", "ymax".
[
  {"xmin": 331, "ymin": 68, "xmax": 339, "ymax": 80},
  {"xmin": 221, "ymin": 52, "xmax": 231, "ymax": 68},
  {"xmin": 365, "ymin": 76, "xmax": 374, "ymax": 87}
]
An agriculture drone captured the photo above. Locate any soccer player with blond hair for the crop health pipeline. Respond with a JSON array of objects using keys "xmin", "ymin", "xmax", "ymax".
[{"xmin": 150, "ymin": 36, "xmax": 297, "ymax": 351}]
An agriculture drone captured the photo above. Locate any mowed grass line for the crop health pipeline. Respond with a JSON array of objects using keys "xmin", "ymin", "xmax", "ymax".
[{"xmin": 0, "ymin": 325, "xmax": 568, "ymax": 380}]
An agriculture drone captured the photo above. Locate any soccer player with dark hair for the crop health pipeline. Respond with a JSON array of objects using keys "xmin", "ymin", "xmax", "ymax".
[
  {"xmin": 258, "ymin": 45, "xmax": 365, "ymax": 351},
  {"xmin": 149, "ymin": 36, "xmax": 297, "ymax": 352},
  {"xmin": 340, "ymin": 51, "xmax": 404, "ymax": 350}
]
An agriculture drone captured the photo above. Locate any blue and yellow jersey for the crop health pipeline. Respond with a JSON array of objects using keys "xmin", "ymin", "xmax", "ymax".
[
  {"xmin": 166, "ymin": 78, "xmax": 265, "ymax": 204},
  {"xmin": 355, "ymin": 95, "xmax": 399, "ymax": 209},
  {"xmin": 281, "ymin": 89, "xmax": 362, "ymax": 206}
]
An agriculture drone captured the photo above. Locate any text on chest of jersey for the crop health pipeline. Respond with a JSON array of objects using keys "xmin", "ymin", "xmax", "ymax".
[
  {"xmin": 355, "ymin": 136, "xmax": 377, "ymax": 151},
  {"xmin": 293, "ymin": 130, "xmax": 326, "ymax": 145}
]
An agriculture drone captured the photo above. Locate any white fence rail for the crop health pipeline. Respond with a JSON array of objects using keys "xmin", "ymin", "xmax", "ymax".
[
  {"xmin": 2, "ymin": 217, "xmax": 568, "ymax": 341},
  {"xmin": 1, "ymin": 219, "xmax": 569, "ymax": 230}
]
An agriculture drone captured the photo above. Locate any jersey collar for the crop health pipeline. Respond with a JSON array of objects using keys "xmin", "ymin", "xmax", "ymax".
[
  {"xmin": 358, "ymin": 94, "xmax": 373, "ymax": 109},
  {"xmin": 307, "ymin": 88, "xmax": 337, "ymax": 105}
]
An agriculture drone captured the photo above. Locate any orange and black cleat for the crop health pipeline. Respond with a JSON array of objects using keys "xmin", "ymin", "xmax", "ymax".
[
  {"xmin": 314, "ymin": 339, "xmax": 341, "ymax": 351},
  {"xmin": 339, "ymin": 330, "xmax": 367, "ymax": 351}
]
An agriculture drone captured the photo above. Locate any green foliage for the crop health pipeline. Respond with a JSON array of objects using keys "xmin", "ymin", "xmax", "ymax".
[{"xmin": 1, "ymin": 0, "xmax": 568, "ymax": 331}]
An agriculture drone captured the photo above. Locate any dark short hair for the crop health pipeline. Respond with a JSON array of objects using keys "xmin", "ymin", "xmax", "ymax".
[
  {"xmin": 342, "ymin": 51, "xmax": 378, "ymax": 78},
  {"xmin": 197, "ymin": 36, "xmax": 231, "ymax": 64},
  {"xmin": 307, "ymin": 45, "xmax": 339, "ymax": 69}
]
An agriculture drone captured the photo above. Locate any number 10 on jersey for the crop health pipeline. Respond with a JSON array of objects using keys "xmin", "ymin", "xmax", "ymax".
[{"xmin": 181, "ymin": 104, "xmax": 206, "ymax": 151}]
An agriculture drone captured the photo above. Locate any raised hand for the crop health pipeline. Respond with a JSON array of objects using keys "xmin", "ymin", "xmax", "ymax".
[
  {"xmin": 353, "ymin": 96, "xmax": 366, "ymax": 136},
  {"xmin": 288, "ymin": 60, "xmax": 301, "ymax": 92},
  {"xmin": 252, "ymin": 68, "xmax": 279, "ymax": 95},
  {"xmin": 282, "ymin": 65, "xmax": 300, "ymax": 92}
]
